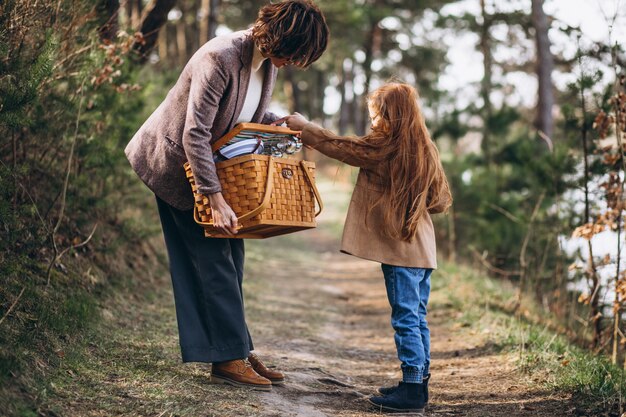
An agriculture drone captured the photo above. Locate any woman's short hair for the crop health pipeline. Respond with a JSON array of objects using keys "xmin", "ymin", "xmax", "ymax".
[{"xmin": 252, "ymin": 0, "xmax": 329, "ymax": 68}]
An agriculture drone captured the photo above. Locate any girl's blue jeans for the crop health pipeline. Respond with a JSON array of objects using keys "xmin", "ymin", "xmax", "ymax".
[{"xmin": 381, "ymin": 264, "xmax": 432, "ymax": 384}]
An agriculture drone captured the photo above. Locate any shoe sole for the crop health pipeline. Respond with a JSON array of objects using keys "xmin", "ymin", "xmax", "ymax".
[
  {"xmin": 269, "ymin": 378, "xmax": 285, "ymax": 386},
  {"xmin": 366, "ymin": 398, "xmax": 424, "ymax": 415},
  {"xmin": 210, "ymin": 374, "xmax": 272, "ymax": 391}
]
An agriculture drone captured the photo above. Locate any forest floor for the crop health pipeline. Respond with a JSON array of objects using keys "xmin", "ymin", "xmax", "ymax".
[{"xmin": 38, "ymin": 178, "xmax": 584, "ymax": 417}]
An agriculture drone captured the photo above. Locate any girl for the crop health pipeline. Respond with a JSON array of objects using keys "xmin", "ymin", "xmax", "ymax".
[{"xmin": 282, "ymin": 83, "xmax": 452, "ymax": 413}]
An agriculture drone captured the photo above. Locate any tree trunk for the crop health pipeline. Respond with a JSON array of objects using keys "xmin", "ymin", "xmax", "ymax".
[
  {"xmin": 167, "ymin": 23, "xmax": 178, "ymax": 63},
  {"xmin": 578, "ymin": 53, "xmax": 602, "ymax": 349},
  {"xmin": 188, "ymin": 0, "xmax": 200, "ymax": 56},
  {"xmin": 200, "ymin": 0, "xmax": 220, "ymax": 43},
  {"xmin": 338, "ymin": 59, "xmax": 353, "ymax": 135},
  {"xmin": 98, "ymin": 0, "xmax": 120, "ymax": 42},
  {"xmin": 479, "ymin": 0, "xmax": 494, "ymax": 165},
  {"xmin": 362, "ymin": 21, "xmax": 382, "ymax": 100},
  {"xmin": 176, "ymin": 14, "xmax": 187, "ymax": 68},
  {"xmin": 178, "ymin": 0, "xmax": 194, "ymax": 64},
  {"xmin": 448, "ymin": 203, "xmax": 457, "ymax": 263},
  {"xmin": 133, "ymin": 0, "xmax": 178, "ymax": 61},
  {"xmin": 531, "ymin": 0, "xmax": 555, "ymax": 141},
  {"xmin": 158, "ymin": 20, "xmax": 168, "ymax": 62},
  {"xmin": 130, "ymin": 0, "xmax": 143, "ymax": 29},
  {"xmin": 314, "ymin": 69, "xmax": 326, "ymax": 121},
  {"xmin": 137, "ymin": 0, "xmax": 143, "ymax": 22},
  {"xmin": 208, "ymin": 0, "xmax": 220, "ymax": 41},
  {"xmin": 200, "ymin": 0, "xmax": 209, "ymax": 44},
  {"xmin": 354, "ymin": 90, "xmax": 364, "ymax": 136},
  {"xmin": 359, "ymin": 9, "xmax": 382, "ymax": 135},
  {"xmin": 283, "ymin": 66, "xmax": 302, "ymax": 114},
  {"xmin": 123, "ymin": 1, "xmax": 132, "ymax": 28}
]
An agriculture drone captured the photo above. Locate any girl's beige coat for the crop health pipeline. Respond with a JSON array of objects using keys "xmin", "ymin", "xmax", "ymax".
[{"xmin": 301, "ymin": 123, "xmax": 451, "ymax": 269}]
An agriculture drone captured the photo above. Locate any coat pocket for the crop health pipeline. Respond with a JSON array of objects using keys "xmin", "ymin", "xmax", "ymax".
[{"xmin": 163, "ymin": 135, "xmax": 186, "ymax": 157}]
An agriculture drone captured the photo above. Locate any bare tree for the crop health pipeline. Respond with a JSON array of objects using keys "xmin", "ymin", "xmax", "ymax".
[
  {"xmin": 133, "ymin": 0, "xmax": 178, "ymax": 61},
  {"xmin": 185, "ymin": 0, "xmax": 200, "ymax": 55},
  {"xmin": 124, "ymin": 0, "xmax": 143, "ymax": 29},
  {"xmin": 176, "ymin": 6, "xmax": 187, "ymax": 67},
  {"xmin": 98, "ymin": 0, "xmax": 120, "ymax": 42},
  {"xmin": 338, "ymin": 59, "xmax": 354, "ymax": 135},
  {"xmin": 283, "ymin": 66, "xmax": 302, "ymax": 114},
  {"xmin": 158, "ymin": 21, "xmax": 168, "ymax": 61},
  {"xmin": 359, "ymin": 2, "xmax": 383, "ymax": 135},
  {"xmin": 576, "ymin": 45, "xmax": 602, "ymax": 348},
  {"xmin": 479, "ymin": 0, "xmax": 494, "ymax": 165},
  {"xmin": 134, "ymin": 0, "xmax": 143, "ymax": 28},
  {"xmin": 200, "ymin": 0, "xmax": 220, "ymax": 44},
  {"xmin": 531, "ymin": 0, "xmax": 555, "ymax": 141}
]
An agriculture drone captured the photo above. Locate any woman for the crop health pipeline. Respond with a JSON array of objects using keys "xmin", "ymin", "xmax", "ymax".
[
  {"xmin": 281, "ymin": 83, "xmax": 452, "ymax": 412},
  {"xmin": 125, "ymin": 0, "xmax": 329, "ymax": 391}
]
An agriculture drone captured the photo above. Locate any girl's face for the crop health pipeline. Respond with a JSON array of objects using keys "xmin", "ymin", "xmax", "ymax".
[{"xmin": 368, "ymin": 102, "xmax": 382, "ymax": 128}]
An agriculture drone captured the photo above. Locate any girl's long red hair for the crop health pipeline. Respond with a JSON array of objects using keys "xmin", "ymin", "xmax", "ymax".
[{"xmin": 365, "ymin": 83, "xmax": 451, "ymax": 241}]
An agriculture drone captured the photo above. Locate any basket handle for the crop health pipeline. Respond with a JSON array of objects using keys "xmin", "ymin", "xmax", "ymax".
[
  {"xmin": 193, "ymin": 157, "xmax": 276, "ymax": 227},
  {"xmin": 300, "ymin": 161, "xmax": 324, "ymax": 217}
]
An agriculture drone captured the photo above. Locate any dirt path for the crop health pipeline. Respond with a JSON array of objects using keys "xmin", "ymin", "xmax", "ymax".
[
  {"xmin": 243, "ymin": 231, "xmax": 573, "ymax": 417},
  {"xmin": 43, "ymin": 180, "xmax": 574, "ymax": 416}
]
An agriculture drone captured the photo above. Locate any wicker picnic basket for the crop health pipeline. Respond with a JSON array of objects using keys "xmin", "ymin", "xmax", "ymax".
[{"xmin": 183, "ymin": 123, "xmax": 323, "ymax": 238}]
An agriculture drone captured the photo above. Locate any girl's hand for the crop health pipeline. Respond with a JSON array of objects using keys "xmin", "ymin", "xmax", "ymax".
[{"xmin": 283, "ymin": 112, "xmax": 309, "ymax": 131}]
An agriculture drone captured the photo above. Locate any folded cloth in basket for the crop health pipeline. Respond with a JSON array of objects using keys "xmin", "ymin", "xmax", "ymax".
[{"xmin": 214, "ymin": 138, "xmax": 264, "ymax": 162}]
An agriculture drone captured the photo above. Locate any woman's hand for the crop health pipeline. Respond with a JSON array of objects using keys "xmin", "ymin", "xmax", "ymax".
[
  {"xmin": 271, "ymin": 112, "xmax": 310, "ymax": 131},
  {"xmin": 207, "ymin": 192, "xmax": 239, "ymax": 236}
]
